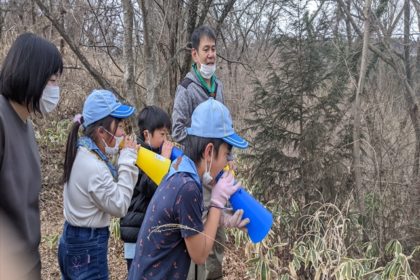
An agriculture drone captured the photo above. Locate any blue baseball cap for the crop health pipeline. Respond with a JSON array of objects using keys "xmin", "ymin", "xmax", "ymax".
[
  {"xmin": 187, "ymin": 98, "xmax": 248, "ymax": 149},
  {"xmin": 82, "ymin": 89, "xmax": 135, "ymax": 127}
]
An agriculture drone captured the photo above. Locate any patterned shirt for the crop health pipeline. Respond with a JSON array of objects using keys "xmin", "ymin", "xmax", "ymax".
[{"xmin": 128, "ymin": 156, "xmax": 204, "ymax": 280}]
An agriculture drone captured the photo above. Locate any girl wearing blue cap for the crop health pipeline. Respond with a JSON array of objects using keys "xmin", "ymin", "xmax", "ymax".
[{"xmin": 58, "ymin": 89, "xmax": 139, "ymax": 280}]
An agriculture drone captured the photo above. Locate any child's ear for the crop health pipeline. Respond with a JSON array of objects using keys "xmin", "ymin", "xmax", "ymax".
[
  {"xmin": 204, "ymin": 143, "xmax": 214, "ymax": 160},
  {"xmin": 143, "ymin": 130, "xmax": 150, "ymax": 140}
]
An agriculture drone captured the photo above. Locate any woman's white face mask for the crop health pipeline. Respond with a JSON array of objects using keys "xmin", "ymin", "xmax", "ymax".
[{"xmin": 40, "ymin": 85, "xmax": 60, "ymax": 114}]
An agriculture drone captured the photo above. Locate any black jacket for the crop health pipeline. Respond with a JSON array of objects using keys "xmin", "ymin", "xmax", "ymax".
[{"xmin": 120, "ymin": 140, "xmax": 160, "ymax": 243}]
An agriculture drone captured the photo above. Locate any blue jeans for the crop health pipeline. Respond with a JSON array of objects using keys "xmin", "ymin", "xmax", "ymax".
[{"xmin": 58, "ymin": 222, "xmax": 109, "ymax": 280}]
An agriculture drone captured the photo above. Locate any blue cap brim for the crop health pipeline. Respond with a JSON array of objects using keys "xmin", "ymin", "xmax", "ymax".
[
  {"xmin": 110, "ymin": 104, "xmax": 135, "ymax": 119},
  {"xmin": 223, "ymin": 133, "xmax": 248, "ymax": 149}
]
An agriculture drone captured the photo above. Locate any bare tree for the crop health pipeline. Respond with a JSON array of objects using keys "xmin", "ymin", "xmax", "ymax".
[
  {"xmin": 138, "ymin": 0, "xmax": 158, "ymax": 105},
  {"xmin": 34, "ymin": 0, "xmax": 122, "ymax": 98},
  {"xmin": 180, "ymin": 0, "xmax": 200, "ymax": 79},
  {"xmin": 121, "ymin": 0, "xmax": 136, "ymax": 105},
  {"xmin": 214, "ymin": 0, "xmax": 236, "ymax": 36},
  {"xmin": 353, "ymin": 0, "xmax": 372, "ymax": 211}
]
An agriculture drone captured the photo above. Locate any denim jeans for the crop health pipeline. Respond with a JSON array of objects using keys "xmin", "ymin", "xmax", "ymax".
[{"xmin": 58, "ymin": 222, "xmax": 109, "ymax": 280}]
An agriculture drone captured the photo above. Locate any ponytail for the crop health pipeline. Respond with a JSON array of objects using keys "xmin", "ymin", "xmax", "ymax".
[{"xmin": 62, "ymin": 115, "xmax": 84, "ymax": 184}]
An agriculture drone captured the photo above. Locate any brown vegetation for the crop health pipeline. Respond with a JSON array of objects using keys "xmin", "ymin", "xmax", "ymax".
[{"xmin": 1, "ymin": 0, "xmax": 420, "ymax": 279}]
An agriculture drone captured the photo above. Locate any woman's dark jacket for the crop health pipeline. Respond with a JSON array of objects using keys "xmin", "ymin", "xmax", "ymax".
[{"xmin": 120, "ymin": 140, "xmax": 159, "ymax": 243}]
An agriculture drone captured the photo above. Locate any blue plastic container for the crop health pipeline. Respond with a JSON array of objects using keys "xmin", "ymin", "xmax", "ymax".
[
  {"xmin": 170, "ymin": 146, "xmax": 183, "ymax": 161},
  {"xmin": 160, "ymin": 145, "xmax": 183, "ymax": 161},
  {"xmin": 229, "ymin": 188, "xmax": 273, "ymax": 243}
]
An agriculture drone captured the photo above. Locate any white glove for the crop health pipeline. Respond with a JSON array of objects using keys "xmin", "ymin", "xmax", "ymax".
[
  {"xmin": 220, "ymin": 209, "xmax": 250, "ymax": 229},
  {"xmin": 210, "ymin": 172, "xmax": 239, "ymax": 208}
]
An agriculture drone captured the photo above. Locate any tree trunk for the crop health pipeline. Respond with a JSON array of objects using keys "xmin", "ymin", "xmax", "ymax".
[
  {"xmin": 166, "ymin": 0, "xmax": 181, "ymax": 110},
  {"xmin": 139, "ymin": 0, "xmax": 158, "ymax": 106},
  {"xmin": 180, "ymin": 0, "xmax": 199, "ymax": 79},
  {"xmin": 406, "ymin": 0, "xmax": 420, "ymax": 248},
  {"xmin": 0, "ymin": 2, "xmax": 6, "ymax": 39},
  {"xmin": 121, "ymin": 0, "xmax": 137, "ymax": 106},
  {"xmin": 353, "ymin": 0, "xmax": 372, "ymax": 212},
  {"xmin": 404, "ymin": 0, "xmax": 417, "ymax": 177},
  {"xmin": 215, "ymin": 0, "xmax": 236, "ymax": 37},
  {"xmin": 31, "ymin": 0, "xmax": 37, "ymax": 25},
  {"xmin": 345, "ymin": 0, "xmax": 352, "ymax": 50}
]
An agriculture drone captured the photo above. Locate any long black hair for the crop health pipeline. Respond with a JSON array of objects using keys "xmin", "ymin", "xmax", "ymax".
[
  {"xmin": 62, "ymin": 116, "xmax": 119, "ymax": 184},
  {"xmin": 0, "ymin": 33, "xmax": 63, "ymax": 113}
]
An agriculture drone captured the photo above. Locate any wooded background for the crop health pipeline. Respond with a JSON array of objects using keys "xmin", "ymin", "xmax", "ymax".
[{"xmin": 1, "ymin": 0, "xmax": 419, "ymax": 279}]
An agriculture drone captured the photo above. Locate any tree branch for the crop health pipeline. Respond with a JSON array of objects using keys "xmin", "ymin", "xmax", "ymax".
[
  {"xmin": 86, "ymin": 0, "xmax": 124, "ymax": 74},
  {"xmin": 216, "ymin": 53, "xmax": 249, "ymax": 69},
  {"xmin": 215, "ymin": 0, "xmax": 236, "ymax": 37},
  {"xmin": 34, "ymin": 0, "xmax": 122, "ymax": 99}
]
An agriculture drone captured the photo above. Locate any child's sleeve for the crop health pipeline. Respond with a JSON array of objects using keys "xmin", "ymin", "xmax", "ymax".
[
  {"xmin": 137, "ymin": 171, "xmax": 158, "ymax": 199},
  {"xmin": 88, "ymin": 148, "xmax": 139, "ymax": 217},
  {"xmin": 175, "ymin": 181, "xmax": 204, "ymax": 238}
]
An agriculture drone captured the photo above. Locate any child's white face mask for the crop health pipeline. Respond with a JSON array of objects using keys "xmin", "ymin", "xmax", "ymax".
[
  {"xmin": 102, "ymin": 127, "xmax": 123, "ymax": 155},
  {"xmin": 202, "ymin": 147, "xmax": 214, "ymax": 185},
  {"xmin": 102, "ymin": 135, "xmax": 123, "ymax": 155},
  {"xmin": 145, "ymin": 130, "xmax": 153, "ymax": 148}
]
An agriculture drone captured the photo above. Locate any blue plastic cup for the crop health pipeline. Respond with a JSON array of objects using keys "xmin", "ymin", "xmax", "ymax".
[
  {"xmin": 229, "ymin": 188, "xmax": 273, "ymax": 243},
  {"xmin": 160, "ymin": 145, "xmax": 183, "ymax": 161},
  {"xmin": 170, "ymin": 146, "xmax": 183, "ymax": 161}
]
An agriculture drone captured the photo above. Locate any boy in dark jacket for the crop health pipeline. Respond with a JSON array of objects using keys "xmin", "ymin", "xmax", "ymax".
[{"xmin": 120, "ymin": 106, "xmax": 173, "ymax": 271}]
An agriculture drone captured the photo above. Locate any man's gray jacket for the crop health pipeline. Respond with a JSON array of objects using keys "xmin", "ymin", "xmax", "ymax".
[{"xmin": 172, "ymin": 69, "xmax": 224, "ymax": 143}]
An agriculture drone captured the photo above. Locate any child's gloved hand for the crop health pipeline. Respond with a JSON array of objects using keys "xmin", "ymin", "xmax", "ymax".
[
  {"xmin": 210, "ymin": 172, "xmax": 240, "ymax": 208},
  {"xmin": 221, "ymin": 209, "xmax": 250, "ymax": 229}
]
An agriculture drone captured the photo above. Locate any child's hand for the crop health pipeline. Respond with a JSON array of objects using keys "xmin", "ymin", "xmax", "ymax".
[
  {"xmin": 160, "ymin": 140, "xmax": 173, "ymax": 159},
  {"xmin": 221, "ymin": 209, "xmax": 250, "ymax": 229},
  {"xmin": 121, "ymin": 135, "xmax": 138, "ymax": 150},
  {"xmin": 210, "ymin": 171, "xmax": 240, "ymax": 208}
]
